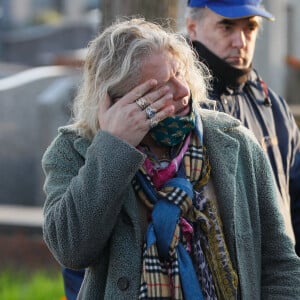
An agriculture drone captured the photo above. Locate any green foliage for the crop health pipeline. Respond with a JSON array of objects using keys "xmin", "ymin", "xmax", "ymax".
[{"xmin": 0, "ymin": 269, "xmax": 65, "ymax": 300}]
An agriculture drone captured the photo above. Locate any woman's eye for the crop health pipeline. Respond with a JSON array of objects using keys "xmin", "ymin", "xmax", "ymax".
[{"xmin": 175, "ymin": 69, "xmax": 185, "ymax": 78}]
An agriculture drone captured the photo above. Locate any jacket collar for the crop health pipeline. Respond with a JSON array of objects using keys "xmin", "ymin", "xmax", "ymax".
[{"xmin": 192, "ymin": 40, "xmax": 251, "ymax": 93}]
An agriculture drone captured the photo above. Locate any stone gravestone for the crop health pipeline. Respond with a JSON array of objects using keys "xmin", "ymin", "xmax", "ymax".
[{"xmin": 0, "ymin": 66, "xmax": 79, "ymax": 206}]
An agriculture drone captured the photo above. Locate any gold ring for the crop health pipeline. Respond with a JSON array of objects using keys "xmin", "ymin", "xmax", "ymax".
[{"xmin": 135, "ymin": 97, "xmax": 148, "ymax": 110}]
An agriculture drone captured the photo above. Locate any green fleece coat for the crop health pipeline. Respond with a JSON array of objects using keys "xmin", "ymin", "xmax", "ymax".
[{"xmin": 42, "ymin": 109, "xmax": 300, "ymax": 299}]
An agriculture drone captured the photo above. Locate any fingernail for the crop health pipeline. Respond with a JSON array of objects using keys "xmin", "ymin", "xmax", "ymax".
[
  {"xmin": 150, "ymin": 79, "xmax": 157, "ymax": 86},
  {"xmin": 163, "ymin": 86, "xmax": 170, "ymax": 92}
]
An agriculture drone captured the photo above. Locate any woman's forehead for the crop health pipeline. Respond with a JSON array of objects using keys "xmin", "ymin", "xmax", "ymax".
[{"xmin": 139, "ymin": 51, "xmax": 182, "ymax": 81}]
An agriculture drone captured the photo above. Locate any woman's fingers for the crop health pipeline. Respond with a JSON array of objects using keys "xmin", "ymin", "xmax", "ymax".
[
  {"xmin": 120, "ymin": 79, "xmax": 171, "ymax": 109},
  {"xmin": 136, "ymin": 86, "xmax": 171, "ymax": 109},
  {"xmin": 98, "ymin": 93, "xmax": 112, "ymax": 124},
  {"xmin": 146, "ymin": 102, "xmax": 175, "ymax": 129},
  {"xmin": 121, "ymin": 79, "xmax": 158, "ymax": 105},
  {"xmin": 97, "ymin": 79, "xmax": 175, "ymax": 146},
  {"xmin": 147, "ymin": 91, "xmax": 173, "ymax": 113}
]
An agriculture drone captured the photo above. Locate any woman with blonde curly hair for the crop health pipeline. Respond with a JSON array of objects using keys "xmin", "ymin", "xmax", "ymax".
[
  {"xmin": 72, "ymin": 18, "xmax": 209, "ymax": 139},
  {"xmin": 42, "ymin": 18, "xmax": 300, "ymax": 300}
]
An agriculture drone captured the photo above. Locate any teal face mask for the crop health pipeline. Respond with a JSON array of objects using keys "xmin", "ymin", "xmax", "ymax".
[{"xmin": 149, "ymin": 103, "xmax": 195, "ymax": 147}]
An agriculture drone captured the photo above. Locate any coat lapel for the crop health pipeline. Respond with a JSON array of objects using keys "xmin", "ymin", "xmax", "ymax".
[
  {"xmin": 201, "ymin": 110, "xmax": 240, "ymax": 253},
  {"xmin": 74, "ymin": 137, "xmax": 90, "ymax": 158}
]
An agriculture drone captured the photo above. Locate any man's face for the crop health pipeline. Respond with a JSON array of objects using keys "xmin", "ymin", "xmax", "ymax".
[{"xmin": 187, "ymin": 9, "xmax": 260, "ymax": 69}]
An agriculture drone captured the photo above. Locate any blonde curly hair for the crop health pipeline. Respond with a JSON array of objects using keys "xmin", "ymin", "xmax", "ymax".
[{"xmin": 72, "ymin": 18, "xmax": 211, "ymax": 139}]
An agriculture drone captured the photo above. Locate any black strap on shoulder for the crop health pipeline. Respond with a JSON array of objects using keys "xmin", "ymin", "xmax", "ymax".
[{"xmin": 249, "ymin": 69, "xmax": 272, "ymax": 107}]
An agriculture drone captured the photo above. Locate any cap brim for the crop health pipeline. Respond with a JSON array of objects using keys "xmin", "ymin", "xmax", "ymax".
[{"xmin": 207, "ymin": 4, "xmax": 275, "ymax": 21}]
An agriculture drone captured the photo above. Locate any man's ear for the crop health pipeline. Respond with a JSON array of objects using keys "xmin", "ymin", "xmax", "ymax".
[{"xmin": 186, "ymin": 18, "xmax": 197, "ymax": 40}]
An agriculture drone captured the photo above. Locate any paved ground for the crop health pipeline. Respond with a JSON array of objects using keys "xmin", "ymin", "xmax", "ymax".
[{"xmin": 0, "ymin": 204, "xmax": 58, "ymax": 270}]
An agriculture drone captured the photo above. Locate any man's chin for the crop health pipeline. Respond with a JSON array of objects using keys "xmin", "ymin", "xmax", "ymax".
[
  {"xmin": 226, "ymin": 59, "xmax": 249, "ymax": 69},
  {"xmin": 232, "ymin": 64, "xmax": 245, "ymax": 69}
]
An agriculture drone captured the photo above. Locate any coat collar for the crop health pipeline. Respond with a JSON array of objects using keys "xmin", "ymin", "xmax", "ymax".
[
  {"xmin": 59, "ymin": 109, "xmax": 241, "ymax": 158},
  {"xmin": 192, "ymin": 40, "xmax": 251, "ymax": 93},
  {"xmin": 59, "ymin": 125, "xmax": 91, "ymax": 158}
]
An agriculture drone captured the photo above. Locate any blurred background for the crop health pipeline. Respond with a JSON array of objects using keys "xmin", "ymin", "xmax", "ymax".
[{"xmin": 0, "ymin": 0, "xmax": 299, "ymax": 298}]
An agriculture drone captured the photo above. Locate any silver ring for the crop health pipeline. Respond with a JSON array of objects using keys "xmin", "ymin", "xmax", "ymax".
[
  {"xmin": 150, "ymin": 118, "xmax": 158, "ymax": 128},
  {"xmin": 135, "ymin": 97, "xmax": 148, "ymax": 110},
  {"xmin": 145, "ymin": 106, "xmax": 156, "ymax": 119}
]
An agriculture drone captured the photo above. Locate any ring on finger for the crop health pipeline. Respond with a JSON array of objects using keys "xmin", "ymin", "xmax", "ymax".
[
  {"xmin": 135, "ymin": 97, "xmax": 148, "ymax": 110},
  {"xmin": 150, "ymin": 117, "xmax": 158, "ymax": 128},
  {"xmin": 145, "ymin": 106, "xmax": 157, "ymax": 119}
]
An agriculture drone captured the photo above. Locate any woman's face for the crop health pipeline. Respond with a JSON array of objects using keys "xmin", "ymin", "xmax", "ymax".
[{"xmin": 139, "ymin": 50, "xmax": 191, "ymax": 117}]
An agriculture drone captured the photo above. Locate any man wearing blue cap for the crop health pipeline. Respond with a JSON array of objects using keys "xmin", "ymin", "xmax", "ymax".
[{"xmin": 186, "ymin": 0, "xmax": 300, "ymax": 256}]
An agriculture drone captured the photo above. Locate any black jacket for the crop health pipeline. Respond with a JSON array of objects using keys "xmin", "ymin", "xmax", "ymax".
[{"xmin": 193, "ymin": 41, "xmax": 300, "ymax": 255}]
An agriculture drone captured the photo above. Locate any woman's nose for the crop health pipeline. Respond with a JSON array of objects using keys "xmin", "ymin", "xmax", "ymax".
[{"xmin": 171, "ymin": 78, "xmax": 189, "ymax": 101}]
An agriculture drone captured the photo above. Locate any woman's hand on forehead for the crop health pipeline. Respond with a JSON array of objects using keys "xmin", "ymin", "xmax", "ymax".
[{"xmin": 97, "ymin": 79, "xmax": 175, "ymax": 146}]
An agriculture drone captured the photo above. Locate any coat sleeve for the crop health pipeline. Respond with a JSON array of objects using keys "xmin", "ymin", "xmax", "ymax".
[
  {"xmin": 286, "ymin": 107, "xmax": 300, "ymax": 256},
  {"xmin": 252, "ymin": 140, "xmax": 300, "ymax": 299},
  {"xmin": 42, "ymin": 130, "xmax": 144, "ymax": 269},
  {"xmin": 290, "ymin": 146, "xmax": 300, "ymax": 256}
]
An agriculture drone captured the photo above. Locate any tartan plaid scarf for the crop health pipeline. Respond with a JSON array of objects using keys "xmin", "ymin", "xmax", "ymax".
[{"xmin": 134, "ymin": 128, "xmax": 238, "ymax": 300}]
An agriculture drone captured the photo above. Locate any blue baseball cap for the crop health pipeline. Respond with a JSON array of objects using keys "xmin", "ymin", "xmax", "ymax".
[{"xmin": 188, "ymin": 0, "xmax": 274, "ymax": 20}]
